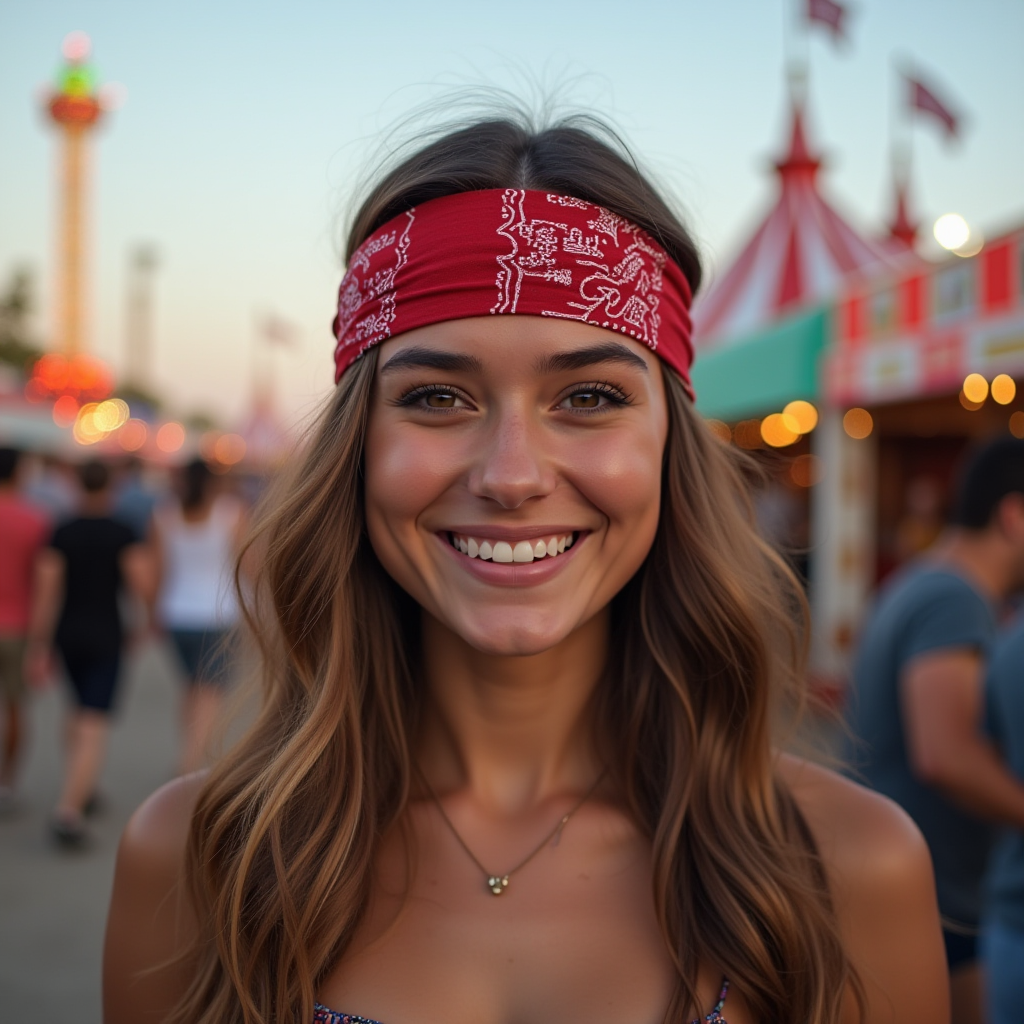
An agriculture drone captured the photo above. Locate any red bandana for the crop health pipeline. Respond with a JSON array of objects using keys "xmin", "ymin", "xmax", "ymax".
[{"xmin": 333, "ymin": 188, "xmax": 694, "ymax": 395}]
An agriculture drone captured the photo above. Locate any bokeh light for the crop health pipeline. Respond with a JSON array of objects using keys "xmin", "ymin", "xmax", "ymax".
[
  {"xmin": 73, "ymin": 403, "xmax": 103, "ymax": 445},
  {"xmin": 783, "ymin": 400, "xmax": 818, "ymax": 434},
  {"xmin": 843, "ymin": 408, "xmax": 873, "ymax": 439},
  {"xmin": 962, "ymin": 373, "xmax": 989, "ymax": 404},
  {"xmin": 760, "ymin": 412, "xmax": 800, "ymax": 447},
  {"xmin": 93, "ymin": 398, "xmax": 130, "ymax": 432},
  {"xmin": 61, "ymin": 31, "xmax": 91, "ymax": 62},
  {"xmin": 960, "ymin": 389, "xmax": 984, "ymax": 411},
  {"xmin": 733, "ymin": 419, "xmax": 762, "ymax": 450},
  {"xmin": 213, "ymin": 433, "xmax": 247, "ymax": 465},
  {"xmin": 1010, "ymin": 412, "xmax": 1024, "ymax": 439},
  {"xmin": 119, "ymin": 419, "xmax": 148, "ymax": 451},
  {"xmin": 991, "ymin": 374, "xmax": 1016, "ymax": 405},
  {"xmin": 705, "ymin": 419, "xmax": 731, "ymax": 443},
  {"xmin": 52, "ymin": 394, "xmax": 79, "ymax": 427},
  {"xmin": 156, "ymin": 422, "xmax": 185, "ymax": 453},
  {"xmin": 933, "ymin": 213, "xmax": 970, "ymax": 251},
  {"xmin": 790, "ymin": 454, "xmax": 823, "ymax": 488}
]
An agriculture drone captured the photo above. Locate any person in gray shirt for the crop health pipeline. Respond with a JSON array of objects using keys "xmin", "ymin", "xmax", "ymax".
[
  {"xmin": 983, "ymin": 616, "xmax": 1024, "ymax": 1024},
  {"xmin": 848, "ymin": 437, "xmax": 1024, "ymax": 1024}
]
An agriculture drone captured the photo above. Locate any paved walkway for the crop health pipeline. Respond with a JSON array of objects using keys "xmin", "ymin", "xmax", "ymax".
[{"xmin": 1, "ymin": 640, "xmax": 189, "ymax": 1021}]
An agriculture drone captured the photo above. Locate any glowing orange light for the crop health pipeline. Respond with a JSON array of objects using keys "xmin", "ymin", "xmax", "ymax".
[
  {"xmin": 843, "ymin": 408, "xmax": 873, "ymax": 440},
  {"xmin": 783, "ymin": 400, "xmax": 818, "ymax": 434},
  {"xmin": 963, "ymin": 373, "xmax": 989, "ymax": 404},
  {"xmin": 1010, "ymin": 412, "xmax": 1024, "ymax": 439},
  {"xmin": 119, "ymin": 419, "xmax": 148, "ymax": 451},
  {"xmin": 991, "ymin": 375, "xmax": 1016, "ymax": 405},
  {"xmin": 733, "ymin": 419, "xmax": 763, "ymax": 450},
  {"xmin": 52, "ymin": 395, "xmax": 79, "ymax": 427},
  {"xmin": 960, "ymin": 390, "xmax": 984, "ymax": 412},
  {"xmin": 156, "ymin": 422, "xmax": 185, "ymax": 453},
  {"xmin": 213, "ymin": 433, "xmax": 246, "ymax": 465},
  {"xmin": 761, "ymin": 413, "xmax": 800, "ymax": 448},
  {"xmin": 705, "ymin": 419, "xmax": 731, "ymax": 443}
]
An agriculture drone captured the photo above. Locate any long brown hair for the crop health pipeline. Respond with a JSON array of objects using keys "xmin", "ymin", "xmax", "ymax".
[{"xmin": 175, "ymin": 113, "xmax": 862, "ymax": 1024}]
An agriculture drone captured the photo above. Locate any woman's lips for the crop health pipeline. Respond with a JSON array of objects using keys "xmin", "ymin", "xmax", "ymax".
[{"xmin": 435, "ymin": 530, "xmax": 587, "ymax": 587}]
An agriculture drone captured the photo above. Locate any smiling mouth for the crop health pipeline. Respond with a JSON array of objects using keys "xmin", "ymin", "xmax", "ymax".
[{"xmin": 446, "ymin": 531, "xmax": 578, "ymax": 563}]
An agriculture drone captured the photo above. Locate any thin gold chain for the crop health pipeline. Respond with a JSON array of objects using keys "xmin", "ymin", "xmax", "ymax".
[{"xmin": 416, "ymin": 766, "xmax": 607, "ymax": 895}]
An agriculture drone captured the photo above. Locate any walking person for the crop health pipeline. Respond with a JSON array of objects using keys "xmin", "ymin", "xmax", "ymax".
[
  {"xmin": 982, "ymin": 613, "xmax": 1024, "ymax": 1024},
  {"xmin": 106, "ymin": 112, "xmax": 946, "ymax": 1024},
  {"xmin": 847, "ymin": 436, "xmax": 1024, "ymax": 1024},
  {"xmin": 0, "ymin": 447, "xmax": 49, "ymax": 809},
  {"xmin": 25, "ymin": 459, "xmax": 150, "ymax": 846},
  {"xmin": 151, "ymin": 458, "xmax": 245, "ymax": 774}
]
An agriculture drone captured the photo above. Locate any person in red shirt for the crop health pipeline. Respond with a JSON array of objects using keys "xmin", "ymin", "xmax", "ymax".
[{"xmin": 0, "ymin": 447, "xmax": 49, "ymax": 807}]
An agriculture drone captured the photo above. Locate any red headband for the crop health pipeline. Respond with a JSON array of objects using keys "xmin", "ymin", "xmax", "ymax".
[{"xmin": 333, "ymin": 188, "xmax": 694, "ymax": 395}]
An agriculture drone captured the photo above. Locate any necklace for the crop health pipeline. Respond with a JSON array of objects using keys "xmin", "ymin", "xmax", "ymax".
[{"xmin": 417, "ymin": 767, "xmax": 607, "ymax": 896}]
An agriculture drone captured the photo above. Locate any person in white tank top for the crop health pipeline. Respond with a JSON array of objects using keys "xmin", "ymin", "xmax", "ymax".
[{"xmin": 150, "ymin": 459, "xmax": 246, "ymax": 773}]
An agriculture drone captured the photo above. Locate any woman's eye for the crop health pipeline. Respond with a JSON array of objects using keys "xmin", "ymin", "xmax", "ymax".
[
  {"xmin": 558, "ymin": 385, "xmax": 628, "ymax": 412},
  {"xmin": 567, "ymin": 392, "xmax": 603, "ymax": 409},
  {"xmin": 424, "ymin": 391, "xmax": 459, "ymax": 409}
]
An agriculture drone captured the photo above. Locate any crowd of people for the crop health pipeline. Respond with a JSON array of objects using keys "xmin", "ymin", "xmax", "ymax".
[{"xmin": 0, "ymin": 446, "xmax": 244, "ymax": 846}]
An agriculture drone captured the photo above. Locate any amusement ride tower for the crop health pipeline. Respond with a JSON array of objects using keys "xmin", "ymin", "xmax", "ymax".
[{"xmin": 44, "ymin": 31, "xmax": 106, "ymax": 361}]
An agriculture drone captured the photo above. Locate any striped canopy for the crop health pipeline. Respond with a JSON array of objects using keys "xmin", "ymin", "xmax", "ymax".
[{"xmin": 694, "ymin": 100, "xmax": 894, "ymax": 349}]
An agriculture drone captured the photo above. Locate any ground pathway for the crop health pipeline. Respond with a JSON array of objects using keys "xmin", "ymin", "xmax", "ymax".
[{"xmin": 1, "ymin": 640, "xmax": 195, "ymax": 1021}]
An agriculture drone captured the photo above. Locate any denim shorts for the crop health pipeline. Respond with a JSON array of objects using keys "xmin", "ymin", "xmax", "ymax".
[{"xmin": 168, "ymin": 629, "xmax": 232, "ymax": 687}]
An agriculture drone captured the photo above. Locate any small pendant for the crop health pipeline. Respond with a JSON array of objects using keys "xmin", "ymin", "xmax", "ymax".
[{"xmin": 487, "ymin": 875, "xmax": 509, "ymax": 896}]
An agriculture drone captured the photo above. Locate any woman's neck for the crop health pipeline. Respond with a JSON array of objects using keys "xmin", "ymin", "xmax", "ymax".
[{"xmin": 417, "ymin": 608, "xmax": 609, "ymax": 813}]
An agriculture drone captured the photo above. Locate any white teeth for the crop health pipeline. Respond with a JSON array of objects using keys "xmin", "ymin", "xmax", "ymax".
[
  {"xmin": 492, "ymin": 541, "xmax": 514, "ymax": 563},
  {"xmin": 451, "ymin": 532, "xmax": 577, "ymax": 561},
  {"xmin": 513, "ymin": 541, "xmax": 535, "ymax": 563}
]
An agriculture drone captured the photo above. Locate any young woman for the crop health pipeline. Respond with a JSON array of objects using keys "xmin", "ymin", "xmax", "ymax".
[
  {"xmin": 104, "ymin": 116, "xmax": 947, "ymax": 1024},
  {"xmin": 151, "ymin": 458, "xmax": 245, "ymax": 774}
]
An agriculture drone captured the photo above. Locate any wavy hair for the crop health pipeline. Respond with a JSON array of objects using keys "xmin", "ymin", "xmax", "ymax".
[{"xmin": 173, "ymin": 112, "xmax": 862, "ymax": 1024}]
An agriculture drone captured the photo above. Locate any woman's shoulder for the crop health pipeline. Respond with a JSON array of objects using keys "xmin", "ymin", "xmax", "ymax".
[
  {"xmin": 776, "ymin": 752, "xmax": 931, "ymax": 885},
  {"xmin": 118, "ymin": 771, "xmax": 207, "ymax": 876}
]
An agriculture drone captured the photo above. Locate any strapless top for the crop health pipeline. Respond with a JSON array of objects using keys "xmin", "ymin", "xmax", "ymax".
[{"xmin": 313, "ymin": 978, "xmax": 730, "ymax": 1024}]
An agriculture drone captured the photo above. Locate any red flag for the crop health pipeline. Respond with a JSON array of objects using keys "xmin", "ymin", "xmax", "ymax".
[
  {"xmin": 907, "ymin": 76, "xmax": 959, "ymax": 137},
  {"xmin": 806, "ymin": 0, "xmax": 848, "ymax": 40}
]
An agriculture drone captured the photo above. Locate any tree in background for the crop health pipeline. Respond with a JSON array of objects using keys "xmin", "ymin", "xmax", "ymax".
[{"xmin": 0, "ymin": 267, "xmax": 43, "ymax": 374}]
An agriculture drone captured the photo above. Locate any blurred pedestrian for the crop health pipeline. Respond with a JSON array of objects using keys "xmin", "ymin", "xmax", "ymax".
[
  {"xmin": 151, "ymin": 458, "xmax": 245, "ymax": 774},
  {"xmin": 0, "ymin": 447, "xmax": 49, "ymax": 809},
  {"xmin": 848, "ymin": 436, "xmax": 1024, "ymax": 1024},
  {"xmin": 25, "ymin": 459, "xmax": 150, "ymax": 846},
  {"xmin": 113, "ymin": 455, "xmax": 161, "ymax": 538},
  {"xmin": 22, "ymin": 452, "xmax": 76, "ymax": 522},
  {"xmin": 982, "ymin": 615, "xmax": 1024, "ymax": 1024}
]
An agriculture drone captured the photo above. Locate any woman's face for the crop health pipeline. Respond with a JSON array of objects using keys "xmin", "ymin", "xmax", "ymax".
[{"xmin": 364, "ymin": 315, "xmax": 669, "ymax": 656}]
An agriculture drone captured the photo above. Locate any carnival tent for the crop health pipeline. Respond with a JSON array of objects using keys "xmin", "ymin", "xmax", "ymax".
[{"xmin": 694, "ymin": 98, "xmax": 895, "ymax": 350}]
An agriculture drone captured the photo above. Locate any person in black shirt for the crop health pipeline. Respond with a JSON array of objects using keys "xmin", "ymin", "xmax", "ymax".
[{"xmin": 26, "ymin": 459, "xmax": 150, "ymax": 846}]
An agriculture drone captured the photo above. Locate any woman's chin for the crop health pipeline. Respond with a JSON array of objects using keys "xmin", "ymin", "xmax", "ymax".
[{"xmin": 447, "ymin": 613, "xmax": 577, "ymax": 658}]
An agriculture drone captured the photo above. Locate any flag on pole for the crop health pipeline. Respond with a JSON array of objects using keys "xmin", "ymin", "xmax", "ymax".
[
  {"xmin": 906, "ymin": 75, "xmax": 959, "ymax": 137},
  {"xmin": 806, "ymin": 0, "xmax": 848, "ymax": 41}
]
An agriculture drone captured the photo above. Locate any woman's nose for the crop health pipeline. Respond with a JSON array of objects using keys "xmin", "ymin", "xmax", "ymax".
[{"xmin": 467, "ymin": 412, "xmax": 556, "ymax": 510}]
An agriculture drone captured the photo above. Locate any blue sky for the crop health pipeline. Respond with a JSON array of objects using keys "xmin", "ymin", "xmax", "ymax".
[{"xmin": 2, "ymin": 0, "xmax": 1022, "ymax": 424}]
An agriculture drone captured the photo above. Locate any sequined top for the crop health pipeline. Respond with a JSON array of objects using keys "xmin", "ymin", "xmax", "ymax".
[{"xmin": 313, "ymin": 978, "xmax": 730, "ymax": 1024}]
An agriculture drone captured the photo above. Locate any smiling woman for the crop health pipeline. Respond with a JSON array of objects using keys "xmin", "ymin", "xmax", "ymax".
[{"xmin": 103, "ymin": 112, "xmax": 947, "ymax": 1024}]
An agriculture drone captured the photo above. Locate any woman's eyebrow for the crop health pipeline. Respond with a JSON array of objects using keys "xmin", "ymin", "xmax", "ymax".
[
  {"xmin": 536, "ymin": 342, "xmax": 649, "ymax": 374},
  {"xmin": 379, "ymin": 347, "xmax": 483, "ymax": 374}
]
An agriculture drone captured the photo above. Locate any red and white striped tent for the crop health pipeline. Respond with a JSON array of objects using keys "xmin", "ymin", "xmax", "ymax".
[{"xmin": 694, "ymin": 99, "xmax": 896, "ymax": 348}]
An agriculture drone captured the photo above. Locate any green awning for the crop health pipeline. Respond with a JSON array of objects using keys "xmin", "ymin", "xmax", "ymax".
[{"xmin": 690, "ymin": 306, "xmax": 829, "ymax": 421}]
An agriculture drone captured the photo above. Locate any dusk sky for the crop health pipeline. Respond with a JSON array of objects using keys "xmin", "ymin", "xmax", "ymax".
[{"xmin": 2, "ymin": 0, "xmax": 1022, "ymax": 426}]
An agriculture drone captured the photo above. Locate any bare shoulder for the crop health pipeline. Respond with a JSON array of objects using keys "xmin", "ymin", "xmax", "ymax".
[
  {"xmin": 104, "ymin": 773, "xmax": 208, "ymax": 1023},
  {"xmin": 119, "ymin": 770, "xmax": 207, "ymax": 873},
  {"xmin": 776, "ymin": 754, "xmax": 948, "ymax": 1024},
  {"xmin": 776, "ymin": 753, "xmax": 931, "ymax": 891}
]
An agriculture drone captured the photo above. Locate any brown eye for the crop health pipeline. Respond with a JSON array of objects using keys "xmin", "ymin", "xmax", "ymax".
[
  {"xmin": 568, "ymin": 392, "xmax": 601, "ymax": 409},
  {"xmin": 425, "ymin": 392, "xmax": 458, "ymax": 408}
]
